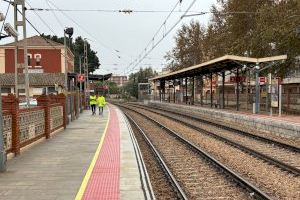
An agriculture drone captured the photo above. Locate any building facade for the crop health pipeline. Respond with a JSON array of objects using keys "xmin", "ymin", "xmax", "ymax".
[
  {"xmin": 109, "ymin": 75, "xmax": 128, "ymax": 87},
  {"xmin": 0, "ymin": 35, "xmax": 74, "ymax": 97}
]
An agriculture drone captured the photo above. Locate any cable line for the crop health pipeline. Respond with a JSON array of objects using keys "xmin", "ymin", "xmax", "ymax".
[
  {"xmin": 126, "ymin": 0, "xmax": 182, "ymax": 73},
  {"xmin": 126, "ymin": 0, "xmax": 197, "ymax": 74}
]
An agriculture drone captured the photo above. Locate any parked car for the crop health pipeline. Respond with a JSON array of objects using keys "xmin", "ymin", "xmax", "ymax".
[{"xmin": 19, "ymin": 98, "xmax": 37, "ymax": 108}]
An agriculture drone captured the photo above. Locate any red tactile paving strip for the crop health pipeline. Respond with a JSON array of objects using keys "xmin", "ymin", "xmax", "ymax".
[{"xmin": 83, "ymin": 106, "xmax": 120, "ymax": 200}]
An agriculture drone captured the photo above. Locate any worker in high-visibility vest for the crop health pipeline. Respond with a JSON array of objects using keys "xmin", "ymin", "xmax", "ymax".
[
  {"xmin": 97, "ymin": 94, "xmax": 106, "ymax": 115},
  {"xmin": 89, "ymin": 93, "xmax": 97, "ymax": 115}
]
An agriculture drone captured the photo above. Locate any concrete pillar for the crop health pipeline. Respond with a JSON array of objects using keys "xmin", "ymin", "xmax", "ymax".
[
  {"xmin": 2, "ymin": 94, "xmax": 20, "ymax": 156},
  {"xmin": 37, "ymin": 95, "xmax": 51, "ymax": 139}
]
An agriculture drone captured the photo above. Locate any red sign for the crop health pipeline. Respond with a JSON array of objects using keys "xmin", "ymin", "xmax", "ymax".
[
  {"xmin": 259, "ymin": 77, "xmax": 267, "ymax": 83},
  {"xmin": 103, "ymin": 85, "xmax": 109, "ymax": 90},
  {"xmin": 230, "ymin": 76, "xmax": 246, "ymax": 83},
  {"xmin": 78, "ymin": 74, "xmax": 85, "ymax": 82}
]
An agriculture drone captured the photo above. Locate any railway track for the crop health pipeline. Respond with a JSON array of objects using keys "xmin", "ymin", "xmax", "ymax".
[
  {"xmin": 127, "ymin": 103, "xmax": 300, "ymax": 176},
  {"xmin": 127, "ymin": 113, "xmax": 188, "ymax": 200},
  {"xmin": 121, "ymin": 105, "xmax": 272, "ymax": 200}
]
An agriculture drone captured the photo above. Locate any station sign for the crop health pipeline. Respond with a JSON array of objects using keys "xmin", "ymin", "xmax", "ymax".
[
  {"xmin": 230, "ymin": 76, "xmax": 246, "ymax": 83},
  {"xmin": 259, "ymin": 77, "xmax": 267, "ymax": 83},
  {"xmin": 77, "ymin": 74, "xmax": 85, "ymax": 82}
]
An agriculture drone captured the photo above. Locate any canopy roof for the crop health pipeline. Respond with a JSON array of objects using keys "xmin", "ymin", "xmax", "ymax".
[
  {"xmin": 68, "ymin": 73, "xmax": 112, "ymax": 81},
  {"xmin": 150, "ymin": 55, "xmax": 287, "ymax": 81}
]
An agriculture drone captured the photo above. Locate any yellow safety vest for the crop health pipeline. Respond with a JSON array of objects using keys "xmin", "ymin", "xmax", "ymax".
[
  {"xmin": 90, "ymin": 95, "xmax": 97, "ymax": 105},
  {"xmin": 97, "ymin": 96, "xmax": 106, "ymax": 107}
]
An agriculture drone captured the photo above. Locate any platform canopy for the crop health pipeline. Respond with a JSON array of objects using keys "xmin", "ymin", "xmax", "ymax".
[
  {"xmin": 150, "ymin": 55, "xmax": 287, "ymax": 81},
  {"xmin": 67, "ymin": 73, "xmax": 112, "ymax": 81}
]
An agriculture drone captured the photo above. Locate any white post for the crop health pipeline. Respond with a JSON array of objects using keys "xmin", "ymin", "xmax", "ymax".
[{"xmin": 279, "ymin": 84, "xmax": 282, "ymax": 117}]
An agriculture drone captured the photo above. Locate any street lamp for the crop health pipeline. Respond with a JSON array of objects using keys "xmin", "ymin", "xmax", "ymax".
[
  {"xmin": 64, "ymin": 27, "xmax": 73, "ymax": 92},
  {"xmin": 63, "ymin": 27, "xmax": 73, "ymax": 122}
]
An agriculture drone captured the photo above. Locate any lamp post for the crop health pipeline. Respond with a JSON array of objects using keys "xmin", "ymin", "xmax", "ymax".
[
  {"xmin": 64, "ymin": 27, "xmax": 73, "ymax": 122},
  {"xmin": 64, "ymin": 27, "xmax": 73, "ymax": 91},
  {"xmin": 79, "ymin": 56, "xmax": 83, "ymax": 113}
]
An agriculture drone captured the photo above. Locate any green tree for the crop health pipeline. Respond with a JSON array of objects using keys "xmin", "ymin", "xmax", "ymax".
[
  {"xmin": 123, "ymin": 67, "xmax": 157, "ymax": 98},
  {"xmin": 41, "ymin": 34, "xmax": 100, "ymax": 73},
  {"xmin": 94, "ymin": 81, "xmax": 119, "ymax": 94},
  {"xmin": 165, "ymin": 0, "xmax": 300, "ymax": 76}
]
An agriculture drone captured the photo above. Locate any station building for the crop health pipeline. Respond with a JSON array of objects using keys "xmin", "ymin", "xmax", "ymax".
[{"xmin": 0, "ymin": 35, "xmax": 74, "ymax": 96}]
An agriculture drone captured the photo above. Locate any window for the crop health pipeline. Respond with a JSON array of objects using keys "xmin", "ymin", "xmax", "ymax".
[
  {"xmin": 35, "ymin": 54, "xmax": 41, "ymax": 66},
  {"xmin": 27, "ymin": 55, "xmax": 31, "ymax": 66},
  {"xmin": 18, "ymin": 89, "xmax": 25, "ymax": 93},
  {"xmin": 1, "ymin": 87, "xmax": 11, "ymax": 93}
]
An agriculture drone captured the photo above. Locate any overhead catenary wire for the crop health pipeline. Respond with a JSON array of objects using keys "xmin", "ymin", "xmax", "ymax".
[
  {"xmin": 26, "ymin": 7, "xmax": 202, "ymax": 14},
  {"xmin": 46, "ymin": 0, "xmax": 128, "ymax": 60},
  {"xmin": 126, "ymin": 0, "xmax": 198, "ymax": 74},
  {"xmin": 45, "ymin": 0, "xmax": 64, "ymax": 29},
  {"xmin": 126, "ymin": 0, "xmax": 182, "ymax": 73},
  {"xmin": 26, "ymin": 1, "xmax": 56, "ymax": 35}
]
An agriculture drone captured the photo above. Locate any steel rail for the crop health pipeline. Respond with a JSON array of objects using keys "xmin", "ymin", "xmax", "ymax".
[
  {"xmin": 119, "ymin": 104, "xmax": 273, "ymax": 200},
  {"xmin": 124, "ymin": 112, "xmax": 188, "ymax": 200},
  {"xmin": 127, "ymin": 103, "xmax": 300, "ymax": 176},
  {"xmin": 138, "ymin": 103, "xmax": 300, "ymax": 153}
]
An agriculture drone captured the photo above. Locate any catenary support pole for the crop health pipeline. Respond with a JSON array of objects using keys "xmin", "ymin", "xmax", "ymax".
[{"xmin": 79, "ymin": 57, "xmax": 82, "ymax": 113}]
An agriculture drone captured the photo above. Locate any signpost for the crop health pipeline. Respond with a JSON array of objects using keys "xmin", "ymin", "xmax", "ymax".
[{"xmin": 77, "ymin": 74, "xmax": 85, "ymax": 82}]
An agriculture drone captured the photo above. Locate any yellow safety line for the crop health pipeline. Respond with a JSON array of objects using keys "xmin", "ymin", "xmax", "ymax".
[{"xmin": 75, "ymin": 106, "xmax": 111, "ymax": 200}]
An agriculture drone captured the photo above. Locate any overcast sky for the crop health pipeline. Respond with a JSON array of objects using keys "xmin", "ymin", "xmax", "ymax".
[{"xmin": 0, "ymin": 0, "xmax": 216, "ymax": 75}]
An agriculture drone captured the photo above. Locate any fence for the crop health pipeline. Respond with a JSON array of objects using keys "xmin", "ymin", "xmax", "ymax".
[
  {"xmin": 1, "ymin": 93, "xmax": 69, "ymax": 156},
  {"xmin": 2, "ymin": 111, "xmax": 12, "ymax": 152}
]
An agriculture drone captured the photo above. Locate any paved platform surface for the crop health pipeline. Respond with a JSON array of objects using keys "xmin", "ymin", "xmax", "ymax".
[{"xmin": 0, "ymin": 105, "xmax": 146, "ymax": 200}]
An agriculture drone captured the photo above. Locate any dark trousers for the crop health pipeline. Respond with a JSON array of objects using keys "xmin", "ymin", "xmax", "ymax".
[
  {"xmin": 99, "ymin": 107, "xmax": 103, "ymax": 115},
  {"xmin": 91, "ymin": 104, "xmax": 96, "ymax": 114}
]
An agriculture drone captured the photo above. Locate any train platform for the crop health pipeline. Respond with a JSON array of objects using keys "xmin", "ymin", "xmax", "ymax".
[
  {"xmin": 147, "ymin": 101, "xmax": 300, "ymax": 139},
  {"xmin": 0, "ymin": 104, "xmax": 150, "ymax": 200}
]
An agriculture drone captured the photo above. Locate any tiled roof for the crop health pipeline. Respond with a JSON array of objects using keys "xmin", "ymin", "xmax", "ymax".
[
  {"xmin": 0, "ymin": 73, "xmax": 65, "ymax": 87},
  {"xmin": 1, "ymin": 35, "xmax": 63, "ymax": 47}
]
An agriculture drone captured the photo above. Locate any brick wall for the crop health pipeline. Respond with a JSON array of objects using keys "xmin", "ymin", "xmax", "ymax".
[{"xmin": 1, "ymin": 93, "xmax": 68, "ymax": 156}]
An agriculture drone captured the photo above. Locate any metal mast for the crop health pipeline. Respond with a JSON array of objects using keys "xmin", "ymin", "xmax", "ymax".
[{"xmin": 14, "ymin": 0, "xmax": 29, "ymax": 106}]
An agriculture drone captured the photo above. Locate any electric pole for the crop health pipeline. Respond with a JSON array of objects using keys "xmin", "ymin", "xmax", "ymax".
[
  {"xmin": 84, "ymin": 39, "xmax": 89, "ymax": 108},
  {"xmin": 14, "ymin": 0, "xmax": 29, "ymax": 106}
]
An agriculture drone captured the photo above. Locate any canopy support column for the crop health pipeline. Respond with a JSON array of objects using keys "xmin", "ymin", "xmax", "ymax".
[
  {"xmin": 192, "ymin": 76, "xmax": 195, "ymax": 105},
  {"xmin": 210, "ymin": 73, "xmax": 213, "ymax": 108},
  {"xmin": 255, "ymin": 64, "xmax": 260, "ymax": 113},
  {"xmin": 185, "ymin": 77, "xmax": 188, "ymax": 104},
  {"xmin": 173, "ymin": 80, "xmax": 176, "ymax": 103},
  {"xmin": 222, "ymin": 71, "xmax": 225, "ymax": 109},
  {"xmin": 236, "ymin": 68, "xmax": 240, "ymax": 111}
]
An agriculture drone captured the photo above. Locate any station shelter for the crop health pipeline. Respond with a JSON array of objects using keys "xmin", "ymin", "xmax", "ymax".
[{"xmin": 150, "ymin": 55, "xmax": 287, "ymax": 114}]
